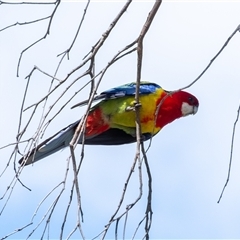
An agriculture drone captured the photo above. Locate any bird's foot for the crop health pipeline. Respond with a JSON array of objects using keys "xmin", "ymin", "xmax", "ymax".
[{"xmin": 125, "ymin": 101, "xmax": 142, "ymax": 112}]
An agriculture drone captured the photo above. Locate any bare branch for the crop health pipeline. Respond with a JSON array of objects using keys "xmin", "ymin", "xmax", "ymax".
[
  {"xmin": 16, "ymin": 0, "xmax": 61, "ymax": 76},
  {"xmin": 142, "ymin": 143, "xmax": 153, "ymax": 239},
  {"xmin": 134, "ymin": 1, "xmax": 162, "ymax": 239},
  {"xmin": 69, "ymin": 146, "xmax": 84, "ymax": 227},
  {"xmin": 0, "ymin": 16, "xmax": 51, "ymax": 32},
  {"xmin": 217, "ymin": 103, "xmax": 240, "ymax": 203},
  {"xmin": 99, "ymin": 150, "xmax": 142, "ymax": 239},
  {"xmin": 57, "ymin": 0, "xmax": 90, "ymax": 58},
  {"xmin": 0, "ymin": 1, "xmax": 56, "ymax": 5},
  {"xmin": 0, "ymin": 223, "xmax": 33, "ymax": 240},
  {"xmin": 181, "ymin": 24, "xmax": 240, "ymax": 90}
]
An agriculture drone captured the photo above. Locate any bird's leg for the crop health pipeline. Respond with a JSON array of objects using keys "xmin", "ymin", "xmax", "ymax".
[{"xmin": 125, "ymin": 101, "xmax": 142, "ymax": 112}]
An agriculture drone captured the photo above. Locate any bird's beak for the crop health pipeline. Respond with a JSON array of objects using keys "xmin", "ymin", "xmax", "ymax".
[{"xmin": 193, "ymin": 105, "xmax": 198, "ymax": 115}]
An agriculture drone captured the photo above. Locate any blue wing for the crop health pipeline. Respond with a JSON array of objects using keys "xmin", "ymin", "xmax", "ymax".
[{"xmin": 71, "ymin": 82, "xmax": 161, "ymax": 108}]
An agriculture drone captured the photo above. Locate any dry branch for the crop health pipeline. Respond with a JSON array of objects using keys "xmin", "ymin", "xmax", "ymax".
[
  {"xmin": 217, "ymin": 103, "xmax": 240, "ymax": 203},
  {"xmin": 181, "ymin": 24, "xmax": 240, "ymax": 90}
]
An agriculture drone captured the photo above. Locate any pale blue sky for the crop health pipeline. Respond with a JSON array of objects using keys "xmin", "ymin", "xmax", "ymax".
[{"xmin": 1, "ymin": 1, "xmax": 240, "ymax": 239}]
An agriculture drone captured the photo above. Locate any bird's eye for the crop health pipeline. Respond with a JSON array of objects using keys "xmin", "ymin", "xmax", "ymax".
[{"xmin": 188, "ymin": 97, "xmax": 194, "ymax": 103}]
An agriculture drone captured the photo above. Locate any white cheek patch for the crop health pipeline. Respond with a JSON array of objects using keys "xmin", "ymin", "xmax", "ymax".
[{"xmin": 181, "ymin": 102, "xmax": 198, "ymax": 116}]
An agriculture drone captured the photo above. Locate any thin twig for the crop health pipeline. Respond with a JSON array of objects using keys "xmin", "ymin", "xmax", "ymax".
[
  {"xmin": 0, "ymin": 222, "xmax": 33, "ymax": 240},
  {"xmin": 16, "ymin": 0, "xmax": 61, "ymax": 76},
  {"xmin": 181, "ymin": 24, "xmax": 240, "ymax": 90},
  {"xmin": 57, "ymin": 0, "xmax": 90, "ymax": 58},
  {"xmin": 132, "ymin": 215, "xmax": 146, "ymax": 240},
  {"xmin": 142, "ymin": 143, "xmax": 153, "ymax": 239},
  {"xmin": 217, "ymin": 103, "xmax": 240, "ymax": 203},
  {"xmin": 26, "ymin": 183, "xmax": 64, "ymax": 239},
  {"xmin": 0, "ymin": 1, "xmax": 56, "ymax": 5},
  {"xmin": 134, "ymin": 1, "xmax": 161, "ymax": 239},
  {"xmin": 0, "ymin": 16, "xmax": 51, "ymax": 32},
  {"xmin": 100, "ymin": 151, "xmax": 141, "ymax": 240}
]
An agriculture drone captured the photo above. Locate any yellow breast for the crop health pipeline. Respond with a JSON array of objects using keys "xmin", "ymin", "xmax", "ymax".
[{"xmin": 101, "ymin": 88, "xmax": 164, "ymax": 135}]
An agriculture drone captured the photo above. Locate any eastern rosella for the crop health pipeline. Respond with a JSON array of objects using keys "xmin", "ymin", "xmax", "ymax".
[{"xmin": 19, "ymin": 82, "xmax": 199, "ymax": 166}]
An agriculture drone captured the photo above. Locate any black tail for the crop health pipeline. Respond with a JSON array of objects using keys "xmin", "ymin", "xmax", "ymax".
[{"xmin": 19, "ymin": 121, "xmax": 79, "ymax": 165}]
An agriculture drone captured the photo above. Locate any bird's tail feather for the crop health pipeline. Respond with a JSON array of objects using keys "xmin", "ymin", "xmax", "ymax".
[{"xmin": 19, "ymin": 120, "xmax": 80, "ymax": 166}]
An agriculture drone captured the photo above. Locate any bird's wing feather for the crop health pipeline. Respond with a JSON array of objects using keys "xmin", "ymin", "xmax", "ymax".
[
  {"xmin": 71, "ymin": 82, "xmax": 161, "ymax": 108},
  {"xmin": 83, "ymin": 128, "xmax": 153, "ymax": 145}
]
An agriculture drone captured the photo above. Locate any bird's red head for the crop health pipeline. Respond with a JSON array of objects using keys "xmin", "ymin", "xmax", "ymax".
[{"xmin": 156, "ymin": 90, "xmax": 199, "ymax": 128}]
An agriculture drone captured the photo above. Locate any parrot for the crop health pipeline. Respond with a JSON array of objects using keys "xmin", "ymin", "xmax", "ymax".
[{"xmin": 19, "ymin": 82, "xmax": 199, "ymax": 166}]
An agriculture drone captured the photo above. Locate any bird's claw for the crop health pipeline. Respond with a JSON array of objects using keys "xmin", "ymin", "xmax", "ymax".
[
  {"xmin": 125, "ymin": 101, "xmax": 142, "ymax": 112},
  {"xmin": 134, "ymin": 102, "xmax": 142, "ymax": 108}
]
